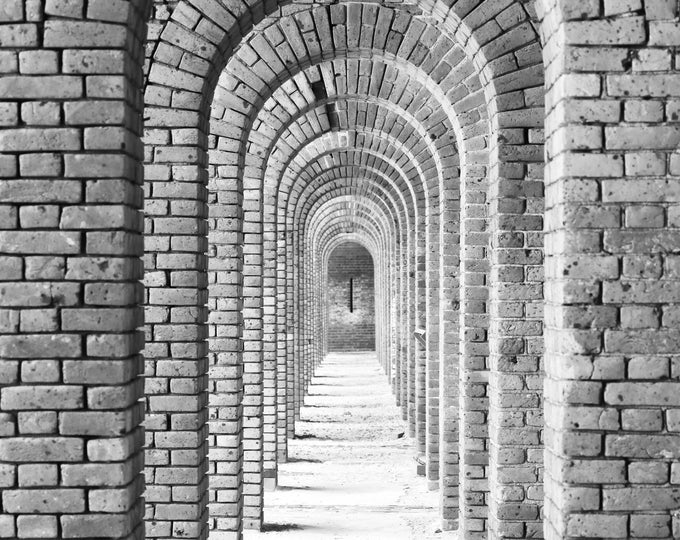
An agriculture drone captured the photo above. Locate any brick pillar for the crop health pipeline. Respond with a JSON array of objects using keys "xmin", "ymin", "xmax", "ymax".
[
  {"xmin": 488, "ymin": 157, "xmax": 544, "ymax": 539},
  {"xmin": 143, "ymin": 123, "xmax": 210, "ymax": 538},
  {"xmin": 400, "ymin": 243, "xmax": 409, "ymax": 416},
  {"xmin": 415, "ymin": 247, "xmax": 427, "ymax": 455},
  {"xmin": 400, "ymin": 243, "xmax": 412, "ymax": 421},
  {"xmin": 285, "ymin": 232, "xmax": 296, "ymax": 437},
  {"xmin": 440, "ymin": 171, "xmax": 461, "ymax": 530},
  {"xmin": 0, "ymin": 1, "xmax": 148, "ymax": 538},
  {"xmin": 544, "ymin": 1, "xmax": 680, "ymax": 538},
  {"xmin": 460, "ymin": 168, "xmax": 490, "ymax": 539},
  {"xmin": 408, "ymin": 243, "xmax": 417, "ymax": 437},
  {"xmin": 392, "ymin": 243, "xmax": 403, "ymax": 401},
  {"xmin": 292, "ymin": 233, "xmax": 302, "ymax": 425},
  {"xmin": 262, "ymin": 211, "xmax": 278, "ymax": 487},
  {"xmin": 207, "ymin": 172, "xmax": 243, "ymax": 538},
  {"xmin": 275, "ymin": 231, "xmax": 289, "ymax": 461},
  {"xmin": 487, "ymin": 56, "xmax": 545, "ymax": 540},
  {"xmin": 426, "ymin": 208, "xmax": 441, "ymax": 487},
  {"xmin": 242, "ymin": 179, "xmax": 264, "ymax": 530},
  {"xmin": 390, "ymin": 247, "xmax": 400, "ymax": 387}
]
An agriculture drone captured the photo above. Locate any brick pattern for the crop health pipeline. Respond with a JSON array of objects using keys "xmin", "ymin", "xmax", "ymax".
[
  {"xmin": 543, "ymin": 1, "xmax": 680, "ymax": 539},
  {"xmin": 7, "ymin": 2, "xmax": 680, "ymax": 540},
  {"xmin": 326, "ymin": 242, "xmax": 376, "ymax": 352},
  {"xmin": 439, "ymin": 160, "xmax": 461, "ymax": 530},
  {"xmin": 0, "ymin": 1, "xmax": 150, "ymax": 539}
]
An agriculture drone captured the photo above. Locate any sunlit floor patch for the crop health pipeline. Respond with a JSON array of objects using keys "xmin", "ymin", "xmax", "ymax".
[{"xmin": 244, "ymin": 352, "xmax": 458, "ymax": 540}]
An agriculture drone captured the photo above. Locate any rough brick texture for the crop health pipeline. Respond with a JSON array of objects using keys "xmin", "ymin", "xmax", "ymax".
[
  {"xmin": 543, "ymin": 1, "xmax": 680, "ymax": 539},
  {"xmin": 0, "ymin": 1, "xmax": 150, "ymax": 539},
  {"xmin": 326, "ymin": 242, "xmax": 376, "ymax": 352},
  {"xmin": 2, "ymin": 1, "xmax": 680, "ymax": 540}
]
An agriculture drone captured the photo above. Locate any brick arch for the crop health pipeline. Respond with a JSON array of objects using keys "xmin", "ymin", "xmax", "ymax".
[
  {"xmin": 206, "ymin": 46, "xmax": 458, "ymax": 519},
  {"xmin": 282, "ymin": 156, "xmax": 417, "ymax": 415},
  {"xmin": 209, "ymin": 25, "xmax": 482, "ymax": 461},
  {"xmin": 200, "ymin": 3, "xmax": 544, "ymax": 532},
  {"xmin": 299, "ymin": 191, "xmax": 401, "ymax": 366},
  {"xmin": 299, "ymin": 195, "xmax": 395, "ymax": 414},
  {"xmin": 141, "ymin": 0, "xmax": 544, "ymax": 536},
  {"xmin": 263, "ymin": 114, "xmax": 439, "ymax": 473},
  {"xmin": 0, "ymin": 1, "xmax": 558, "ymax": 540},
  {"xmin": 315, "ymin": 218, "xmax": 393, "ymax": 363},
  {"xmin": 251, "ymin": 125, "xmax": 427, "ymax": 493},
  {"xmin": 281, "ymin": 146, "xmax": 430, "ymax": 447},
  {"xmin": 273, "ymin": 145, "xmax": 418, "ymax": 458},
  {"xmin": 298, "ymin": 184, "xmax": 403, "ymax": 368}
]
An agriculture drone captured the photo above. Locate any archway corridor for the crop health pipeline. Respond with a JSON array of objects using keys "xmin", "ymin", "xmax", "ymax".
[
  {"xmin": 2, "ymin": 1, "xmax": 680, "ymax": 540},
  {"xmin": 244, "ymin": 352, "xmax": 452, "ymax": 540}
]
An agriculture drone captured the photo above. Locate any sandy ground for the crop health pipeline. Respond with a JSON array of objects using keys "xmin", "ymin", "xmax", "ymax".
[{"xmin": 244, "ymin": 352, "xmax": 458, "ymax": 540}]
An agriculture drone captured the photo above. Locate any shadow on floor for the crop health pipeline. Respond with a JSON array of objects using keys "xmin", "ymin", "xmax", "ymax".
[
  {"xmin": 275, "ymin": 484, "xmax": 329, "ymax": 492},
  {"xmin": 261, "ymin": 523, "xmax": 305, "ymax": 532},
  {"xmin": 292, "ymin": 433, "xmax": 325, "ymax": 440},
  {"xmin": 284, "ymin": 456, "xmax": 324, "ymax": 464}
]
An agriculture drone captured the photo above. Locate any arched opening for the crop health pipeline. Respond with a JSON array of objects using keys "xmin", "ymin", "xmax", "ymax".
[
  {"xmin": 325, "ymin": 241, "xmax": 376, "ymax": 353},
  {"xmin": 3, "ymin": 2, "xmax": 680, "ymax": 540}
]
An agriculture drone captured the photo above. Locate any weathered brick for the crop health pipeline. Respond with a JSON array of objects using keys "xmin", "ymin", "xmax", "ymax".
[
  {"xmin": 3, "ymin": 489, "xmax": 85, "ymax": 513},
  {"xmin": 17, "ymin": 515, "xmax": 58, "ymax": 538},
  {"xmin": 1, "ymin": 386, "xmax": 83, "ymax": 410},
  {"xmin": 43, "ymin": 21, "xmax": 127, "ymax": 47}
]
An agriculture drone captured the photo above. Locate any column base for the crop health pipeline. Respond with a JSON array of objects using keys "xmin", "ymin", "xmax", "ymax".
[
  {"xmin": 415, "ymin": 454, "xmax": 426, "ymax": 477},
  {"xmin": 263, "ymin": 468, "xmax": 277, "ymax": 491}
]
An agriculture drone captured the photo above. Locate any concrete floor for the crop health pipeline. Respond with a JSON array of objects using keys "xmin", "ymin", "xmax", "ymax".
[{"xmin": 244, "ymin": 352, "xmax": 457, "ymax": 540}]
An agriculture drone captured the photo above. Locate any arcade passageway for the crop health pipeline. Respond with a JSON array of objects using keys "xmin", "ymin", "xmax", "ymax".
[
  {"xmin": 245, "ymin": 352, "xmax": 452, "ymax": 540},
  {"xmin": 2, "ymin": 0, "xmax": 680, "ymax": 539}
]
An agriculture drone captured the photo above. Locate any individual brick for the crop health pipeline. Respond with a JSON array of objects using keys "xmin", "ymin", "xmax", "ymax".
[
  {"xmin": 20, "ymin": 360, "xmax": 60, "ymax": 382},
  {"xmin": 20, "ymin": 102, "xmax": 62, "ymax": 125},
  {"xmin": 45, "ymin": 0, "xmax": 84, "ymax": 18},
  {"xmin": 43, "ymin": 21, "xmax": 127, "ymax": 47},
  {"xmin": 17, "ymin": 411, "xmax": 58, "ymax": 435},
  {"xmin": 17, "ymin": 515, "xmax": 59, "ymax": 538},
  {"xmin": 3, "ymin": 489, "xmax": 85, "ymax": 513},
  {"xmin": 17, "ymin": 464, "xmax": 58, "ymax": 487},
  {"xmin": 19, "ymin": 205, "xmax": 60, "ymax": 228},
  {"xmin": 18, "ymin": 50, "xmax": 59, "ymax": 74},
  {"xmin": 1, "ymin": 386, "xmax": 83, "ymax": 410}
]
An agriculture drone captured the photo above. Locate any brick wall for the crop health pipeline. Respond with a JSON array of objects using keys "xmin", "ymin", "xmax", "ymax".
[
  {"xmin": 4, "ymin": 2, "xmax": 680, "ymax": 540},
  {"xmin": 0, "ymin": 1, "xmax": 150, "ymax": 538},
  {"xmin": 326, "ymin": 242, "xmax": 376, "ymax": 352},
  {"xmin": 543, "ymin": 1, "xmax": 680, "ymax": 538}
]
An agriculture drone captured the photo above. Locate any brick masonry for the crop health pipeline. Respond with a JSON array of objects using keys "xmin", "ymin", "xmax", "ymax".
[
  {"xmin": 0, "ymin": 1, "xmax": 679, "ymax": 540},
  {"xmin": 326, "ymin": 241, "xmax": 376, "ymax": 352}
]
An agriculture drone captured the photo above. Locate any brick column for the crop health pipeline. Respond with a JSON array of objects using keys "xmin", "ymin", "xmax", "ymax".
[
  {"xmin": 399, "ymin": 241, "xmax": 413, "ymax": 421},
  {"xmin": 242, "ymin": 181, "xmax": 264, "ymax": 530},
  {"xmin": 262, "ymin": 211, "xmax": 278, "ymax": 488},
  {"xmin": 143, "ymin": 134, "xmax": 210, "ymax": 539},
  {"xmin": 544, "ymin": 1, "xmax": 680, "ymax": 538},
  {"xmin": 207, "ymin": 174, "xmax": 243, "ymax": 538},
  {"xmin": 487, "ymin": 55, "xmax": 545, "ymax": 540},
  {"xmin": 284, "ymin": 232, "xmax": 296, "ymax": 437},
  {"xmin": 408, "ymin": 242, "xmax": 417, "ymax": 437},
  {"xmin": 440, "ymin": 171, "xmax": 460, "ymax": 530},
  {"xmin": 275, "ymin": 230, "xmax": 289, "ymax": 461},
  {"xmin": 426, "ymin": 206, "xmax": 441, "ymax": 487},
  {"xmin": 415, "ymin": 248, "xmax": 427, "ymax": 456},
  {"xmin": 460, "ymin": 168, "xmax": 490, "ymax": 539},
  {"xmin": 0, "ymin": 1, "xmax": 148, "ymax": 538}
]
